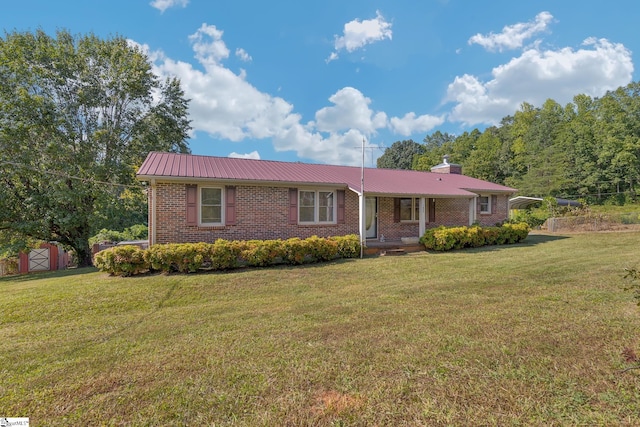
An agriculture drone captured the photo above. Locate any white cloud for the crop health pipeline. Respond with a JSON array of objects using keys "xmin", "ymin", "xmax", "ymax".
[
  {"xmin": 188, "ymin": 24, "xmax": 230, "ymax": 66},
  {"xmin": 229, "ymin": 151, "xmax": 261, "ymax": 160},
  {"xmin": 235, "ymin": 48, "xmax": 252, "ymax": 62},
  {"xmin": 314, "ymin": 87, "xmax": 387, "ymax": 134},
  {"xmin": 273, "ymin": 125, "xmax": 369, "ymax": 166},
  {"xmin": 269, "ymin": 87, "xmax": 389, "ymax": 165},
  {"xmin": 389, "ymin": 112, "xmax": 445, "ymax": 136},
  {"xmin": 446, "ymin": 38, "xmax": 634, "ymax": 126},
  {"xmin": 150, "ymin": 0, "xmax": 188, "ymax": 13},
  {"xmin": 468, "ymin": 11, "xmax": 553, "ymax": 52},
  {"xmin": 143, "ymin": 23, "xmax": 434, "ymax": 166},
  {"xmin": 326, "ymin": 52, "xmax": 339, "ymax": 63},
  {"xmin": 328, "ymin": 10, "xmax": 392, "ymax": 62},
  {"xmin": 156, "ymin": 55, "xmax": 295, "ymax": 142}
]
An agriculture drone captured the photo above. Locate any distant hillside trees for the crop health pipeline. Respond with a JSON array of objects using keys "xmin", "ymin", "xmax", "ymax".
[{"xmin": 380, "ymin": 81, "xmax": 640, "ymax": 204}]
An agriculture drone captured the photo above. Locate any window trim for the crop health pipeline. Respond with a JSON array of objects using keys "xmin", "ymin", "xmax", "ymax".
[
  {"xmin": 478, "ymin": 195, "xmax": 491, "ymax": 214},
  {"xmin": 298, "ymin": 189, "xmax": 337, "ymax": 224},
  {"xmin": 199, "ymin": 186, "xmax": 225, "ymax": 226},
  {"xmin": 399, "ymin": 197, "xmax": 420, "ymax": 222}
]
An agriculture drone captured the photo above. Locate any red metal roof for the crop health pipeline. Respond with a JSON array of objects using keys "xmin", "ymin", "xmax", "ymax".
[{"xmin": 137, "ymin": 152, "xmax": 517, "ymax": 197}]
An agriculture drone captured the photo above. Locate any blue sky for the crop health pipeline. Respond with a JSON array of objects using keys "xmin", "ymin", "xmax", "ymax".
[{"xmin": 3, "ymin": 1, "xmax": 638, "ymax": 166}]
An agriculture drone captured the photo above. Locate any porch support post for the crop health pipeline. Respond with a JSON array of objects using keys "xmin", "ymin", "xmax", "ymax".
[
  {"xmin": 469, "ymin": 197, "xmax": 476, "ymax": 225},
  {"xmin": 358, "ymin": 193, "xmax": 366, "ymax": 258},
  {"xmin": 419, "ymin": 197, "xmax": 426, "ymax": 237},
  {"xmin": 150, "ymin": 178, "xmax": 157, "ymax": 246}
]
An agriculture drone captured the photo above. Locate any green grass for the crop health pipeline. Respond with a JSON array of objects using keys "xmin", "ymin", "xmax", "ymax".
[
  {"xmin": 589, "ymin": 202, "xmax": 640, "ymax": 215},
  {"xmin": 2, "ymin": 232, "xmax": 640, "ymax": 425}
]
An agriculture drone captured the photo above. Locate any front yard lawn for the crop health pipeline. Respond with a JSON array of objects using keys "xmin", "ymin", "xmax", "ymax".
[{"xmin": 2, "ymin": 232, "xmax": 640, "ymax": 425}]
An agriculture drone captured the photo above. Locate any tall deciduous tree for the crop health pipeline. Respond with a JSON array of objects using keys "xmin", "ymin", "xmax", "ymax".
[
  {"xmin": 376, "ymin": 139, "xmax": 425, "ymax": 169},
  {"xmin": 593, "ymin": 83, "xmax": 640, "ymax": 201},
  {"xmin": 413, "ymin": 131, "xmax": 457, "ymax": 171},
  {"xmin": 465, "ymin": 127, "xmax": 503, "ymax": 182},
  {"xmin": 0, "ymin": 29, "xmax": 191, "ymax": 266}
]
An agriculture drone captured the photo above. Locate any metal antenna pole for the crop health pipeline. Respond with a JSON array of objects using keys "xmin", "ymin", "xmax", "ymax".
[
  {"xmin": 360, "ymin": 137, "xmax": 365, "ymax": 259},
  {"xmin": 354, "ymin": 139, "xmax": 385, "ymax": 259},
  {"xmin": 361, "ymin": 138, "xmax": 365, "ymax": 194}
]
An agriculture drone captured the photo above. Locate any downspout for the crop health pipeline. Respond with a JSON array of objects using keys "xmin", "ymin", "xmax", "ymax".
[{"xmin": 150, "ymin": 178, "xmax": 157, "ymax": 246}]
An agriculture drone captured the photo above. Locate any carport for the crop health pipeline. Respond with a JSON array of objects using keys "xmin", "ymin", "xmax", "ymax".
[{"xmin": 509, "ymin": 196, "xmax": 582, "ymax": 210}]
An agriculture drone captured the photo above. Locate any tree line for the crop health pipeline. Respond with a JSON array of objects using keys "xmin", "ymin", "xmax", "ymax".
[
  {"xmin": 378, "ymin": 82, "xmax": 640, "ymax": 204},
  {"xmin": 0, "ymin": 29, "xmax": 191, "ymax": 266}
]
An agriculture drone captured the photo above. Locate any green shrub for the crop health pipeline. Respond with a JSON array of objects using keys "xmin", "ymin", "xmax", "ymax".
[
  {"xmin": 482, "ymin": 227, "xmax": 501, "ymax": 246},
  {"xmin": 144, "ymin": 241, "xmax": 241, "ymax": 272},
  {"xmin": 420, "ymin": 223, "xmax": 530, "ymax": 251},
  {"xmin": 96, "ymin": 234, "xmax": 364, "ymax": 276},
  {"xmin": 450, "ymin": 226, "xmax": 471, "ymax": 249},
  {"xmin": 305, "ymin": 235, "xmax": 339, "ymax": 262},
  {"xmin": 501, "ymin": 222, "xmax": 530, "ymax": 243},
  {"xmin": 283, "ymin": 238, "xmax": 308, "ymax": 265},
  {"xmin": 210, "ymin": 239, "xmax": 242, "ymax": 270},
  {"xmin": 126, "ymin": 224, "xmax": 149, "ymax": 240},
  {"xmin": 420, "ymin": 227, "xmax": 457, "ymax": 251},
  {"xmin": 510, "ymin": 209, "xmax": 546, "ymax": 228},
  {"xmin": 466, "ymin": 226, "xmax": 486, "ymax": 248},
  {"xmin": 173, "ymin": 242, "xmax": 209, "ymax": 273},
  {"xmin": 0, "ymin": 257, "xmax": 19, "ymax": 275},
  {"xmin": 146, "ymin": 243, "xmax": 212, "ymax": 273},
  {"xmin": 94, "ymin": 245, "xmax": 149, "ymax": 276},
  {"xmin": 241, "ymin": 240, "xmax": 284, "ymax": 267},
  {"xmin": 144, "ymin": 244, "xmax": 173, "ymax": 272},
  {"xmin": 330, "ymin": 234, "xmax": 361, "ymax": 258},
  {"xmin": 89, "ymin": 224, "xmax": 148, "ymax": 245}
]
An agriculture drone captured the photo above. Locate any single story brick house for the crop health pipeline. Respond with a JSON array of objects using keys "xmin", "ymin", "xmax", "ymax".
[{"xmin": 136, "ymin": 152, "xmax": 517, "ymax": 246}]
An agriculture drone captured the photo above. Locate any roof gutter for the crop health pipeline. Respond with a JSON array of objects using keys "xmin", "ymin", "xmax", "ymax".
[{"xmin": 136, "ymin": 175, "xmax": 351, "ymax": 190}]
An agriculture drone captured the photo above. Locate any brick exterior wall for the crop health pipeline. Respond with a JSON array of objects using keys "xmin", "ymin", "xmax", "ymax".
[
  {"xmin": 149, "ymin": 182, "xmax": 511, "ymax": 244},
  {"xmin": 475, "ymin": 194, "xmax": 511, "ymax": 227},
  {"xmin": 151, "ymin": 182, "xmax": 359, "ymax": 244},
  {"xmin": 376, "ymin": 197, "xmax": 420, "ymax": 240},
  {"xmin": 431, "ymin": 198, "xmax": 471, "ymax": 227}
]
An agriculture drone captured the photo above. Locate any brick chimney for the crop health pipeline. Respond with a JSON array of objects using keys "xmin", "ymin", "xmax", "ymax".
[{"xmin": 430, "ymin": 155, "xmax": 462, "ymax": 174}]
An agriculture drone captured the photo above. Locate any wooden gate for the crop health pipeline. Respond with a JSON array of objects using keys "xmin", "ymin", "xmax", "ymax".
[{"xmin": 28, "ymin": 248, "xmax": 50, "ymax": 272}]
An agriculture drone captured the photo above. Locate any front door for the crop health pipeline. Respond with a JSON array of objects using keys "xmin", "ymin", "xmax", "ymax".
[{"xmin": 365, "ymin": 196, "xmax": 377, "ymax": 239}]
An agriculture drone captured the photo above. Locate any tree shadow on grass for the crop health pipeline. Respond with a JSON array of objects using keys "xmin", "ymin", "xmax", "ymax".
[
  {"xmin": 0, "ymin": 266, "xmax": 98, "ymax": 284},
  {"xmin": 515, "ymin": 233, "xmax": 570, "ymax": 246}
]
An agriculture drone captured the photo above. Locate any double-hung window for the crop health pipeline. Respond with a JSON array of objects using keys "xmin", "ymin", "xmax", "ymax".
[
  {"xmin": 400, "ymin": 197, "xmax": 420, "ymax": 222},
  {"xmin": 478, "ymin": 195, "xmax": 490, "ymax": 214},
  {"xmin": 200, "ymin": 187, "xmax": 223, "ymax": 225},
  {"xmin": 299, "ymin": 190, "xmax": 335, "ymax": 223}
]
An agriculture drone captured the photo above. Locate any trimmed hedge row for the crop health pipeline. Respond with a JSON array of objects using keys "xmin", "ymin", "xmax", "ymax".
[
  {"xmin": 94, "ymin": 235, "xmax": 361, "ymax": 276},
  {"xmin": 419, "ymin": 222, "xmax": 530, "ymax": 251}
]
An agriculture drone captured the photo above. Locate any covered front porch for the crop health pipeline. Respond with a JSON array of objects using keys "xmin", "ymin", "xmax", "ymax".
[{"xmin": 356, "ymin": 194, "xmax": 478, "ymax": 254}]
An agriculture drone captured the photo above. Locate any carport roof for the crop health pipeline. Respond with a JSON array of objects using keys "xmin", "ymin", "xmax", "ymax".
[
  {"xmin": 509, "ymin": 196, "xmax": 544, "ymax": 209},
  {"xmin": 509, "ymin": 196, "xmax": 582, "ymax": 209}
]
